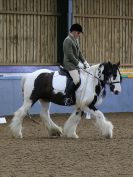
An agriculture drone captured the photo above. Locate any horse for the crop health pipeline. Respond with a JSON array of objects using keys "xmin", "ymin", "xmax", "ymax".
[{"xmin": 10, "ymin": 61, "xmax": 122, "ymax": 139}]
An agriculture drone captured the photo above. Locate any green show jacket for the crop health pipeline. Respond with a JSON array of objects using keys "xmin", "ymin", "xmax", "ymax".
[{"xmin": 63, "ymin": 33, "xmax": 85, "ymax": 71}]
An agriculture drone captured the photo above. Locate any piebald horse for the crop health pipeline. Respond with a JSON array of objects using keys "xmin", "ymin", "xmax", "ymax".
[{"xmin": 10, "ymin": 61, "xmax": 122, "ymax": 139}]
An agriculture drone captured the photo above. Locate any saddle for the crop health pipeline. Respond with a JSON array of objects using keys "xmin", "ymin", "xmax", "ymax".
[{"xmin": 59, "ymin": 66, "xmax": 72, "ymax": 79}]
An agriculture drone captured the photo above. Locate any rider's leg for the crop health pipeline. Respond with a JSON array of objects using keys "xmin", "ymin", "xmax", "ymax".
[
  {"xmin": 65, "ymin": 69, "xmax": 80, "ymax": 97},
  {"xmin": 69, "ymin": 69, "xmax": 80, "ymax": 85},
  {"xmin": 64, "ymin": 70, "xmax": 80, "ymax": 105}
]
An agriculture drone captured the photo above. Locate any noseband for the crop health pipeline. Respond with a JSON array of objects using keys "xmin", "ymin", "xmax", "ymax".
[
  {"xmin": 107, "ymin": 77, "xmax": 121, "ymax": 85},
  {"xmin": 107, "ymin": 68, "xmax": 121, "ymax": 86}
]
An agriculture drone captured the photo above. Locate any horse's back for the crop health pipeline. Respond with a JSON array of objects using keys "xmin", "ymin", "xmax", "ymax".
[
  {"xmin": 22, "ymin": 69, "xmax": 53, "ymax": 97},
  {"xmin": 28, "ymin": 69, "xmax": 52, "ymax": 77}
]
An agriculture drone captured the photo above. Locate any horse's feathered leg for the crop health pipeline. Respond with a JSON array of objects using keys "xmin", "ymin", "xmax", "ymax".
[
  {"xmin": 84, "ymin": 105, "xmax": 113, "ymax": 139},
  {"xmin": 10, "ymin": 100, "xmax": 32, "ymax": 138},
  {"xmin": 63, "ymin": 109, "xmax": 82, "ymax": 138},
  {"xmin": 39, "ymin": 100, "xmax": 62, "ymax": 137}
]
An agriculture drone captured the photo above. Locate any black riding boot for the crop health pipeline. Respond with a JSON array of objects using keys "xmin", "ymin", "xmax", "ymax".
[
  {"xmin": 66, "ymin": 82, "xmax": 76, "ymax": 97},
  {"xmin": 64, "ymin": 81, "xmax": 80, "ymax": 106}
]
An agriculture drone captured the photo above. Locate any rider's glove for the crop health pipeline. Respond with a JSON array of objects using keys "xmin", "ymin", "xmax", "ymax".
[
  {"xmin": 78, "ymin": 62, "xmax": 84, "ymax": 69},
  {"xmin": 84, "ymin": 60, "xmax": 90, "ymax": 69}
]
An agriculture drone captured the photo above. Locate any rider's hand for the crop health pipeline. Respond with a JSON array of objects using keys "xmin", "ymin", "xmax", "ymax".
[
  {"xmin": 84, "ymin": 60, "xmax": 90, "ymax": 69},
  {"xmin": 78, "ymin": 62, "xmax": 84, "ymax": 69}
]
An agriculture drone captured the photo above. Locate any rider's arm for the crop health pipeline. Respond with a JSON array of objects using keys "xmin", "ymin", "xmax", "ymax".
[
  {"xmin": 63, "ymin": 38, "xmax": 79, "ymax": 66},
  {"xmin": 79, "ymin": 50, "xmax": 85, "ymax": 64}
]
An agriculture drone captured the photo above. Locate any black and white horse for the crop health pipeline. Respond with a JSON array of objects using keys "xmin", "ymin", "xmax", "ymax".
[{"xmin": 10, "ymin": 61, "xmax": 122, "ymax": 139}]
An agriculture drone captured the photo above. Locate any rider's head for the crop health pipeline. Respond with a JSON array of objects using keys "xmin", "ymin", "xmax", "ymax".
[{"xmin": 70, "ymin": 23, "xmax": 83, "ymax": 39}]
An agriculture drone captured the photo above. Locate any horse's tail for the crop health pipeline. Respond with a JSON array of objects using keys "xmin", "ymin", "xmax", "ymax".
[{"xmin": 21, "ymin": 76, "xmax": 26, "ymax": 96}]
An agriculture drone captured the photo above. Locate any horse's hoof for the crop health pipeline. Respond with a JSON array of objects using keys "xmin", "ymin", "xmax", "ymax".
[
  {"xmin": 49, "ymin": 127, "xmax": 63, "ymax": 137},
  {"xmin": 72, "ymin": 134, "xmax": 79, "ymax": 139},
  {"xmin": 50, "ymin": 132, "xmax": 61, "ymax": 137},
  {"xmin": 103, "ymin": 129, "xmax": 113, "ymax": 139},
  {"xmin": 11, "ymin": 132, "xmax": 23, "ymax": 139},
  {"xmin": 63, "ymin": 133, "xmax": 79, "ymax": 139},
  {"xmin": 105, "ymin": 132, "xmax": 113, "ymax": 139}
]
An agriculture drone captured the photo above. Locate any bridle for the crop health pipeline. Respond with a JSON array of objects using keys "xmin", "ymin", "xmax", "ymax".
[
  {"xmin": 80, "ymin": 66, "xmax": 121, "ymax": 87},
  {"xmin": 107, "ymin": 68, "xmax": 121, "ymax": 85}
]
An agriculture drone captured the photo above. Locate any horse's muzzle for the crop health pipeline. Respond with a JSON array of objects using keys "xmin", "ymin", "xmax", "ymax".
[
  {"xmin": 110, "ymin": 84, "xmax": 121, "ymax": 95},
  {"xmin": 114, "ymin": 90, "xmax": 119, "ymax": 95},
  {"xmin": 110, "ymin": 84, "xmax": 115, "ymax": 92}
]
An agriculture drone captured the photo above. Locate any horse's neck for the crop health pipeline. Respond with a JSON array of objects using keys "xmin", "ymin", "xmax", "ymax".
[
  {"xmin": 81, "ymin": 64, "xmax": 100, "ymax": 82},
  {"xmin": 79, "ymin": 64, "xmax": 100, "ymax": 91},
  {"xmin": 77, "ymin": 64, "xmax": 100, "ymax": 108},
  {"xmin": 88, "ymin": 64, "xmax": 100, "ymax": 76}
]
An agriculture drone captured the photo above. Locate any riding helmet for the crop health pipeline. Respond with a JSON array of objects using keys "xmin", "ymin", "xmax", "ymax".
[{"xmin": 70, "ymin": 23, "xmax": 83, "ymax": 33}]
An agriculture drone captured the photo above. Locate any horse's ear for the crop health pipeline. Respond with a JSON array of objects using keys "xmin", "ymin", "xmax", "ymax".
[
  {"xmin": 107, "ymin": 61, "xmax": 112, "ymax": 67},
  {"xmin": 116, "ymin": 61, "xmax": 120, "ymax": 67}
]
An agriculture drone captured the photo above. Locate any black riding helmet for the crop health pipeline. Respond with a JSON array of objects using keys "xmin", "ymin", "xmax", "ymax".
[{"xmin": 70, "ymin": 23, "xmax": 83, "ymax": 33}]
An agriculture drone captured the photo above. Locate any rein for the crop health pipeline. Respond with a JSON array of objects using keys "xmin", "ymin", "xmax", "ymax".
[
  {"xmin": 80, "ymin": 67, "xmax": 100, "ymax": 81},
  {"xmin": 80, "ymin": 67, "xmax": 106, "ymax": 98},
  {"xmin": 80, "ymin": 67, "xmax": 121, "ymax": 85}
]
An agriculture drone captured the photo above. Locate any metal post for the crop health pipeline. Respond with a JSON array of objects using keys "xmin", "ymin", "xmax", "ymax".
[
  {"xmin": 57, "ymin": 0, "xmax": 68, "ymax": 64},
  {"xmin": 68, "ymin": 0, "xmax": 73, "ymax": 31}
]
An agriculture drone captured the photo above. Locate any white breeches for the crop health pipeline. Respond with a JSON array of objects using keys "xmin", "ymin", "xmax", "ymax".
[{"xmin": 69, "ymin": 70, "xmax": 80, "ymax": 85}]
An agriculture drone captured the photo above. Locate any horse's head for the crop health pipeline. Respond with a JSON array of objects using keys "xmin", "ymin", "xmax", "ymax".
[{"xmin": 99, "ymin": 61, "xmax": 122, "ymax": 95}]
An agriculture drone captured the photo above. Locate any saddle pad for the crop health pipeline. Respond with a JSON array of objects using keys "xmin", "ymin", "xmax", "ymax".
[{"xmin": 52, "ymin": 71, "xmax": 67, "ymax": 93}]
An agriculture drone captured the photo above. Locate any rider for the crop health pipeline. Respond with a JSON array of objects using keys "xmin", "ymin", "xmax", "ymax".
[{"xmin": 63, "ymin": 23, "xmax": 90, "ymax": 104}]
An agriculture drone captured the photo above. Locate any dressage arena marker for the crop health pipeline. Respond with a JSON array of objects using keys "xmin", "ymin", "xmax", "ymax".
[
  {"xmin": 0, "ymin": 117, "xmax": 6, "ymax": 124},
  {"xmin": 120, "ymin": 69, "xmax": 133, "ymax": 78}
]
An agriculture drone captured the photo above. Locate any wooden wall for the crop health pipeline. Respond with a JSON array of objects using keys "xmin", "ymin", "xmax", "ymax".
[
  {"xmin": 0, "ymin": 0, "xmax": 60, "ymax": 65},
  {"xmin": 73, "ymin": 0, "xmax": 133, "ymax": 67},
  {"xmin": 0, "ymin": 0, "xmax": 133, "ymax": 67}
]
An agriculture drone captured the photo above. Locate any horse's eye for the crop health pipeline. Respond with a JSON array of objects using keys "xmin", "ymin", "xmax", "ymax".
[
  {"xmin": 109, "ymin": 72, "xmax": 112, "ymax": 75},
  {"xmin": 113, "ymin": 75, "xmax": 117, "ymax": 80}
]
